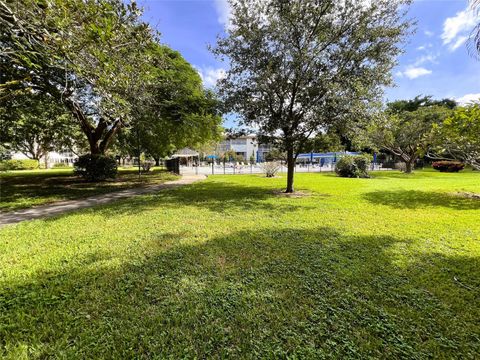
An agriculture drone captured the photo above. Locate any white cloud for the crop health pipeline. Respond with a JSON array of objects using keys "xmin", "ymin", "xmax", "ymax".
[
  {"xmin": 416, "ymin": 43, "xmax": 433, "ymax": 51},
  {"xmin": 456, "ymin": 93, "xmax": 480, "ymax": 105},
  {"xmin": 196, "ymin": 66, "xmax": 226, "ymax": 88},
  {"xmin": 402, "ymin": 66, "xmax": 432, "ymax": 79},
  {"xmin": 413, "ymin": 53, "xmax": 438, "ymax": 66},
  {"xmin": 450, "ymin": 35, "xmax": 469, "ymax": 51},
  {"xmin": 424, "ymin": 30, "xmax": 434, "ymax": 37},
  {"xmin": 441, "ymin": 8, "xmax": 479, "ymax": 51},
  {"xmin": 213, "ymin": 0, "xmax": 231, "ymax": 27}
]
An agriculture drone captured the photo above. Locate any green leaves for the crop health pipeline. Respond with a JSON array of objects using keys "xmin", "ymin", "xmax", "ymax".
[
  {"xmin": 432, "ymin": 103, "xmax": 480, "ymax": 170},
  {"xmin": 213, "ymin": 0, "xmax": 411, "ymax": 189}
]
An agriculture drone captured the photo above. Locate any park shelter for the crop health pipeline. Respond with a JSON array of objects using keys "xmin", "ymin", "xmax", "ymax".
[{"xmin": 172, "ymin": 148, "xmax": 199, "ymax": 166}]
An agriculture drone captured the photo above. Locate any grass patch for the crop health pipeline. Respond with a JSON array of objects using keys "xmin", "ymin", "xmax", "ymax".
[
  {"xmin": 0, "ymin": 170, "xmax": 479, "ymax": 358},
  {"xmin": 0, "ymin": 167, "xmax": 178, "ymax": 212}
]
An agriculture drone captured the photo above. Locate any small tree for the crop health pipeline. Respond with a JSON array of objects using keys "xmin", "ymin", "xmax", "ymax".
[
  {"xmin": 261, "ymin": 162, "xmax": 281, "ymax": 178},
  {"xmin": 361, "ymin": 98, "xmax": 454, "ymax": 173},
  {"xmin": 431, "ymin": 104, "xmax": 480, "ymax": 170},
  {"xmin": 213, "ymin": 0, "xmax": 410, "ymax": 192},
  {"xmin": 0, "ymin": 93, "xmax": 74, "ymax": 167}
]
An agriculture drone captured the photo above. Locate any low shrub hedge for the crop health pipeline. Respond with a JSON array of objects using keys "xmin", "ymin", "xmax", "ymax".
[
  {"xmin": 0, "ymin": 159, "xmax": 39, "ymax": 171},
  {"xmin": 335, "ymin": 154, "xmax": 371, "ymax": 178},
  {"xmin": 432, "ymin": 161, "xmax": 465, "ymax": 172},
  {"xmin": 74, "ymin": 154, "xmax": 117, "ymax": 181},
  {"xmin": 52, "ymin": 163, "xmax": 71, "ymax": 169}
]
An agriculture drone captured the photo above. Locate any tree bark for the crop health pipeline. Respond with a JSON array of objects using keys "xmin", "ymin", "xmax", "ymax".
[
  {"xmin": 154, "ymin": 157, "xmax": 160, "ymax": 166},
  {"xmin": 405, "ymin": 160, "xmax": 414, "ymax": 174},
  {"xmin": 286, "ymin": 146, "xmax": 295, "ymax": 193}
]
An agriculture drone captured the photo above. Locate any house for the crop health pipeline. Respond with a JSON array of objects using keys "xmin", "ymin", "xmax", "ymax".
[{"xmin": 11, "ymin": 150, "xmax": 76, "ymax": 168}]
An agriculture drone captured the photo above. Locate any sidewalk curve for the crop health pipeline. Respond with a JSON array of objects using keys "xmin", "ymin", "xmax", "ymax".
[{"xmin": 0, "ymin": 174, "xmax": 206, "ymax": 228}]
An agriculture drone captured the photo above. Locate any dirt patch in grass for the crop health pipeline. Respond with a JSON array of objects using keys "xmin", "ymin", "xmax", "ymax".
[{"xmin": 271, "ymin": 189, "xmax": 314, "ymax": 198}]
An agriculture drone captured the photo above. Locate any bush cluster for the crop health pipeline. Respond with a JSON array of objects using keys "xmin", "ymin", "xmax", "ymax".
[
  {"xmin": 432, "ymin": 161, "xmax": 465, "ymax": 172},
  {"xmin": 74, "ymin": 154, "xmax": 117, "ymax": 181},
  {"xmin": 0, "ymin": 159, "xmax": 39, "ymax": 171},
  {"xmin": 335, "ymin": 154, "xmax": 371, "ymax": 178},
  {"xmin": 52, "ymin": 163, "xmax": 71, "ymax": 169}
]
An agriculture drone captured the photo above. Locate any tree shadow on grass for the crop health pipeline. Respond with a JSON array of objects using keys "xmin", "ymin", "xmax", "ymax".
[
  {"xmin": 0, "ymin": 169, "xmax": 176, "ymax": 212},
  {"xmin": 363, "ymin": 190, "xmax": 480, "ymax": 210},
  {"xmin": 1, "ymin": 226, "xmax": 479, "ymax": 358},
  {"xmin": 60, "ymin": 180, "xmax": 317, "ymax": 219}
]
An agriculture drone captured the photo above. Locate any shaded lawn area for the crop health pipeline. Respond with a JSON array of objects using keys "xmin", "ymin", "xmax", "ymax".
[
  {"xmin": 0, "ymin": 171, "xmax": 479, "ymax": 358},
  {"xmin": 0, "ymin": 167, "xmax": 179, "ymax": 212}
]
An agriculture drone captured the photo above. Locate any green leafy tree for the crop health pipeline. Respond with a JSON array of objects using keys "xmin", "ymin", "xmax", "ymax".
[
  {"xmin": 213, "ymin": 0, "xmax": 411, "ymax": 192},
  {"xmin": 0, "ymin": 93, "xmax": 74, "ymax": 166},
  {"xmin": 431, "ymin": 103, "xmax": 480, "ymax": 170},
  {"xmin": 124, "ymin": 45, "xmax": 222, "ymax": 163},
  {"xmin": 1, "ymin": 0, "xmax": 156, "ymax": 155},
  {"xmin": 363, "ymin": 100, "xmax": 453, "ymax": 173}
]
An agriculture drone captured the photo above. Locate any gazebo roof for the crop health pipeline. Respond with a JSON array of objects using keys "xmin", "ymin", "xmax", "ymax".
[{"xmin": 171, "ymin": 148, "xmax": 199, "ymax": 158}]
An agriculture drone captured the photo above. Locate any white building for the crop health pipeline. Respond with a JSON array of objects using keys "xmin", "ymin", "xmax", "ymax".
[
  {"xmin": 217, "ymin": 135, "xmax": 272, "ymax": 162},
  {"xmin": 11, "ymin": 150, "xmax": 77, "ymax": 168}
]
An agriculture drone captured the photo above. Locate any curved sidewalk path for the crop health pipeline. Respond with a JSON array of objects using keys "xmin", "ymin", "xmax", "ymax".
[{"xmin": 0, "ymin": 174, "xmax": 206, "ymax": 228}]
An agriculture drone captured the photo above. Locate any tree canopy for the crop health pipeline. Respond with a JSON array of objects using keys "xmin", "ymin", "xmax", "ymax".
[
  {"xmin": 432, "ymin": 103, "xmax": 480, "ymax": 170},
  {"xmin": 0, "ymin": 92, "xmax": 74, "ymax": 165},
  {"xmin": 213, "ymin": 0, "xmax": 411, "ymax": 192},
  {"xmin": 1, "ymin": 0, "xmax": 156, "ymax": 155},
  {"xmin": 120, "ymin": 45, "xmax": 222, "ymax": 163},
  {"xmin": 359, "ymin": 97, "xmax": 455, "ymax": 173},
  {"xmin": 1, "ymin": 0, "xmax": 222, "ymax": 164}
]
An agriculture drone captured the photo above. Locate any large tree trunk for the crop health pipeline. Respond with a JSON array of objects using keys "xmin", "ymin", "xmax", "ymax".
[
  {"xmin": 64, "ymin": 98, "xmax": 121, "ymax": 156},
  {"xmin": 286, "ymin": 146, "xmax": 295, "ymax": 193},
  {"xmin": 405, "ymin": 159, "xmax": 415, "ymax": 174},
  {"xmin": 154, "ymin": 157, "xmax": 160, "ymax": 167}
]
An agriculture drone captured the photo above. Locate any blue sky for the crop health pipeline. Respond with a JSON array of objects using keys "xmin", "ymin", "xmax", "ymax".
[{"xmin": 138, "ymin": 0, "xmax": 480, "ymax": 121}]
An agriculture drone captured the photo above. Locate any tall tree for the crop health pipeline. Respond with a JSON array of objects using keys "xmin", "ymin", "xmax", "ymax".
[
  {"xmin": 213, "ymin": 0, "xmax": 411, "ymax": 192},
  {"xmin": 1, "ymin": 0, "xmax": 156, "ymax": 155},
  {"xmin": 123, "ymin": 45, "xmax": 222, "ymax": 163}
]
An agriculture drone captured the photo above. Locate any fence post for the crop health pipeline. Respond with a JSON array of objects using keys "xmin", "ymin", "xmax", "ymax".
[{"xmin": 212, "ymin": 161, "xmax": 214, "ymax": 175}]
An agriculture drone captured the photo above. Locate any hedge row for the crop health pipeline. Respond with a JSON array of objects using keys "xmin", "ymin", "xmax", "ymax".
[{"xmin": 0, "ymin": 159, "xmax": 39, "ymax": 171}]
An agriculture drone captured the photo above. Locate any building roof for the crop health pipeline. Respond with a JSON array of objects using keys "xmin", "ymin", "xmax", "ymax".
[{"xmin": 171, "ymin": 148, "xmax": 199, "ymax": 158}]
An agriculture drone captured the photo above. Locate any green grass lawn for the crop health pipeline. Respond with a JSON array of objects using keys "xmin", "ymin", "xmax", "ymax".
[
  {"xmin": 0, "ymin": 170, "xmax": 479, "ymax": 358},
  {"xmin": 0, "ymin": 167, "xmax": 178, "ymax": 212}
]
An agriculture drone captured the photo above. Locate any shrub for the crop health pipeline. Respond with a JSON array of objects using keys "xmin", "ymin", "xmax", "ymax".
[
  {"xmin": 261, "ymin": 161, "xmax": 281, "ymax": 177},
  {"xmin": 74, "ymin": 154, "xmax": 117, "ymax": 181},
  {"xmin": 432, "ymin": 161, "xmax": 465, "ymax": 172},
  {"xmin": 52, "ymin": 163, "xmax": 71, "ymax": 168},
  {"xmin": 335, "ymin": 154, "xmax": 371, "ymax": 178},
  {"xmin": 0, "ymin": 159, "xmax": 39, "ymax": 171}
]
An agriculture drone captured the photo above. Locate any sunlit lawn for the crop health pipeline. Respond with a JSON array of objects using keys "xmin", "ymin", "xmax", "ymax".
[
  {"xmin": 0, "ymin": 170, "xmax": 479, "ymax": 358},
  {"xmin": 0, "ymin": 167, "xmax": 178, "ymax": 212}
]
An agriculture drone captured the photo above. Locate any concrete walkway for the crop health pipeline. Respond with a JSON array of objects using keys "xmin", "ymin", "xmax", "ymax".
[{"xmin": 0, "ymin": 174, "xmax": 206, "ymax": 228}]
